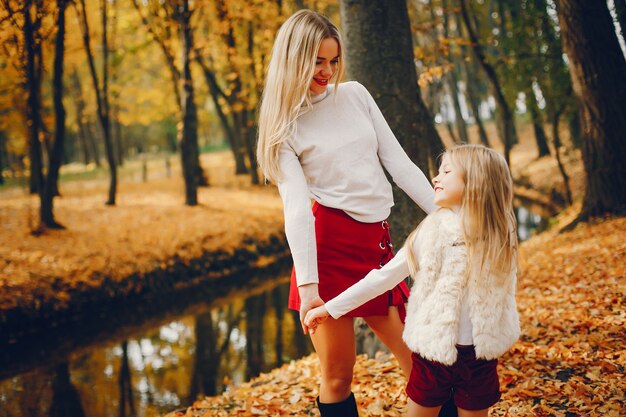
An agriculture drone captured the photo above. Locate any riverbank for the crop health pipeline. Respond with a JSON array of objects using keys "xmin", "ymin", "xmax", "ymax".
[
  {"xmin": 0, "ymin": 152, "xmax": 288, "ymax": 341},
  {"xmin": 168, "ymin": 212, "xmax": 626, "ymax": 417}
]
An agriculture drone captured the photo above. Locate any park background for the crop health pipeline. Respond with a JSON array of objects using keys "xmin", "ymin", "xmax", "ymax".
[{"xmin": 0, "ymin": 0, "xmax": 624, "ymax": 416}]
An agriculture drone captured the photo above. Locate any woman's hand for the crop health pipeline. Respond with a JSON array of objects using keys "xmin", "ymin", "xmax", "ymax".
[
  {"xmin": 304, "ymin": 305, "xmax": 330, "ymax": 334},
  {"xmin": 298, "ymin": 283, "xmax": 324, "ymax": 335}
]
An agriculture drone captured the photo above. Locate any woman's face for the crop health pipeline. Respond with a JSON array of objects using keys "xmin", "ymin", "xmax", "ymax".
[{"xmin": 309, "ymin": 37, "xmax": 339, "ymax": 95}]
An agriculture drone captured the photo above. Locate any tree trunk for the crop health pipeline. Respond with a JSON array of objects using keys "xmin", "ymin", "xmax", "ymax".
[
  {"xmin": 70, "ymin": 70, "xmax": 98, "ymax": 165},
  {"xmin": 452, "ymin": 2, "xmax": 491, "ymax": 147},
  {"xmin": 78, "ymin": 0, "xmax": 117, "ymax": 204},
  {"xmin": 459, "ymin": 0, "xmax": 517, "ymax": 165},
  {"xmin": 75, "ymin": 116, "xmax": 91, "ymax": 165},
  {"xmin": 100, "ymin": 0, "xmax": 117, "ymax": 205},
  {"xmin": 24, "ymin": 0, "xmax": 44, "ymax": 195},
  {"xmin": 0, "ymin": 131, "xmax": 6, "ymax": 185},
  {"xmin": 442, "ymin": 0, "xmax": 469, "ymax": 144},
  {"xmin": 180, "ymin": 0, "xmax": 201, "ymax": 205},
  {"xmin": 464, "ymin": 67, "xmax": 491, "ymax": 147},
  {"xmin": 41, "ymin": 0, "xmax": 68, "ymax": 229},
  {"xmin": 568, "ymin": 107, "xmax": 581, "ymax": 148},
  {"xmin": 243, "ymin": 111, "xmax": 260, "ymax": 185},
  {"xmin": 195, "ymin": 57, "xmax": 248, "ymax": 175},
  {"xmin": 557, "ymin": 0, "xmax": 626, "ymax": 223},
  {"xmin": 339, "ymin": 0, "xmax": 443, "ymax": 243},
  {"xmin": 525, "ymin": 86, "xmax": 551, "ymax": 157},
  {"xmin": 551, "ymin": 108, "xmax": 573, "ymax": 205},
  {"xmin": 215, "ymin": 0, "xmax": 251, "ymax": 176}
]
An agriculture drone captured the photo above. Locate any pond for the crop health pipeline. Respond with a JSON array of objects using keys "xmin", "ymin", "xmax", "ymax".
[{"xmin": 0, "ymin": 204, "xmax": 547, "ymax": 417}]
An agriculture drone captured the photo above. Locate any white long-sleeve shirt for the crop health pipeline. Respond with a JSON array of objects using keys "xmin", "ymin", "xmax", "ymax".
[{"xmin": 277, "ymin": 81, "xmax": 437, "ymax": 287}]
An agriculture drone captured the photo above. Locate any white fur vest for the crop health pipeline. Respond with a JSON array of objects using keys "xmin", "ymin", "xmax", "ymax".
[{"xmin": 402, "ymin": 208, "xmax": 520, "ymax": 366}]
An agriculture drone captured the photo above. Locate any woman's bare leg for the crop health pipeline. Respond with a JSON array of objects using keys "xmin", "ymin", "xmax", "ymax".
[
  {"xmin": 310, "ymin": 316, "xmax": 357, "ymax": 403},
  {"xmin": 363, "ymin": 306, "xmax": 413, "ymax": 378}
]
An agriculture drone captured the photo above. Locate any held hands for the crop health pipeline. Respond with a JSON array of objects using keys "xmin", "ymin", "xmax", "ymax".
[
  {"xmin": 304, "ymin": 305, "xmax": 330, "ymax": 334},
  {"xmin": 298, "ymin": 283, "xmax": 324, "ymax": 335}
]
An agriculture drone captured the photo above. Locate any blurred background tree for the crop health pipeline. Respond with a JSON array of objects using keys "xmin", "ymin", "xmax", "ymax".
[{"xmin": 1, "ymin": 0, "xmax": 624, "ymax": 229}]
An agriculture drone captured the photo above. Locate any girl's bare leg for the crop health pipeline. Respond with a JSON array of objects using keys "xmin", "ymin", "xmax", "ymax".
[
  {"xmin": 310, "ymin": 315, "xmax": 357, "ymax": 403},
  {"xmin": 457, "ymin": 408, "xmax": 488, "ymax": 417},
  {"xmin": 363, "ymin": 305, "xmax": 413, "ymax": 378},
  {"xmin": 407, "ymin": 398, "xmax": 442, "ymax": 417}
]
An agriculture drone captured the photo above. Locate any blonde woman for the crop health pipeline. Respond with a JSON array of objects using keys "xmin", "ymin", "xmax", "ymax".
[
  {"xmin": 257, "ymin": 9, "xmax": 455, "ymax": 417},
  {"xmin": 306, "ymin": 145, "xmax": 521, "ymax": 417}
]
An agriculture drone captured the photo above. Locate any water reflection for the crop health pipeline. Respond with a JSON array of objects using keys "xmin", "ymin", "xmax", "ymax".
[
  {"xmin": 516, "ymin": 205, "xmax": 547, "ymax": 241},
  {"xmin": 0, "ymin": 280, "xmax": 313, "ymax": 417}
]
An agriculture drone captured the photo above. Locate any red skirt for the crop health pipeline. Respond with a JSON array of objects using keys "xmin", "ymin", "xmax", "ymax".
[{"xmin": 288, "ymin": 202, "xmax": 409, "ymax": 318}]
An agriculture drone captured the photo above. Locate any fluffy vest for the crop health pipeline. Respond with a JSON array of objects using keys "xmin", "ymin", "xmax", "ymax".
[{"xmin": 402, "ymin": 208, "xmax": 520, "ymax": 365}]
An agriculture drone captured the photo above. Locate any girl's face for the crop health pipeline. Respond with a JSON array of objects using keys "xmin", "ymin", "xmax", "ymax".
[
  {"xmin": 309, "ymin": 37, "xmax": 339, "ymax": 95},
  {"xmin": 432, "ymin": 155, "xmax": 465, "ymax": 212}
]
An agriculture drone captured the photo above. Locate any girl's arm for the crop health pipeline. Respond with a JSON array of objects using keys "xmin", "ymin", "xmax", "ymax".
[
  {"xmin": 324, "ymin": 247, "xmax": 411, "ymax": 319},
  {"xmin": 357, "ymin": 83, "xmax": 438, "ymax": 215}
]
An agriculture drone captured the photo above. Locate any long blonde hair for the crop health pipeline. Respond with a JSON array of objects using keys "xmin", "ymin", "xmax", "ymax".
[
  {"xmin": 406, "ymin": 144, "xmax": 518, "ymax": 279},
  {"xmin": 257, "ymin": 10, "xmax": 344, "ymax": 183}
]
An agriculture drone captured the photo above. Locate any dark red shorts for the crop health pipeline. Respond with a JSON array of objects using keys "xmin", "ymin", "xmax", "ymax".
[
  {"xmin": 406, "ymin": 345, "xmax": 501, "ymax": 411},
  {"xmin": 288, "ymin": 202, "xmax": 409, "ymax": 318}
]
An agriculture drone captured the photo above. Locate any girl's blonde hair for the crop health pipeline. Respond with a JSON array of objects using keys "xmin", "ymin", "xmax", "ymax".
[
  {"xmin": 257, "ymin": 10, "xmax": 344, "ymax": 183},
  {"xmin": 406, "ymin": 144, "xmax": 518, "ymax": 279}
]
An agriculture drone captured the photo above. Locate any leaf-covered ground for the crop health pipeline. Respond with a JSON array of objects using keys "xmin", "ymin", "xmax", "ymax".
[
  {"xmin": 168, "ymin": 213, "xmax": 625, "ymax": 417},
  {"xmin": 0, "ymin": 152, "xmax": 286, "ymax": 313}
]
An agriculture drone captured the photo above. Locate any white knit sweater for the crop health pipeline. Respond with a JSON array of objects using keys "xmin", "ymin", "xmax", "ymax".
[
  {"xmin": 326, "ymin": 208, "xmax": 520, "ymax": 365},
  {"xmin": 277, "ymin": 81, "xmax": 437, "ymax": 287}
]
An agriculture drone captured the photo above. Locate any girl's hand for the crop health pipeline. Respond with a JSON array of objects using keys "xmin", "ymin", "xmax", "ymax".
[
  {"xmin": 304, "ymin": 305, "xmax": 330, "ymax": 334},
  {"xmin": 298, "ymin": 284, "xmax": 324, "ymax": 335}
]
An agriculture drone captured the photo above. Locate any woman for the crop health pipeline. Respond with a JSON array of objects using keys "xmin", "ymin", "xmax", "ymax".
[{"xmin": 257, "ymin": 9, "xmax": 454, "ymax": 417}]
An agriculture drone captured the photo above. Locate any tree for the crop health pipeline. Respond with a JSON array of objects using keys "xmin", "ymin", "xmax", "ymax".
[
  {"xmin": 39, "ymin": 0, "xmax": 68, "ymax": 229},
  {"xmin": 2, "ymin": 0, "xmax": 46, "ymax": 194},
  {"xmin": 459, "ymin": 0, "xmax": 518, "ymax": 165},
  {"xmin": 76, "ymin": 0, "xmax": 117, "ymax": 205},
  {"xmin": 179, "ymin": 0, "xmax": 201, "ymax": 205},
  {"xmin": 0, "ymin": 130, "xmax": 6, "ymax": 184},
  {"xmin": 130, "ymin": 0, "xmax": 208, "ymax": 194},
  {"xmin": 441, "ymin": 0, "xmax": 469, "ymax": 144},
  {"xmin": 339, "ymin": 0, "xmax": 444, "ymax": 242},
  {"xmin": 449, "ymin": 1, "xmax": 491, "ymax": 147},
  {"xmin": 557, "ymin": 0, "xmax": 626, "ymax": 224}
]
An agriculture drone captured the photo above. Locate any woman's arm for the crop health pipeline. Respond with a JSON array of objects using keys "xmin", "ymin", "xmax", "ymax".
[
  {"xmin": 277, "ymin": 142, "xmax": 324, "ymax": 333},
  {"xmin": 277, "ymin": 142, "xmax": 319, "ymax": 287},
  {"xmin": 358, "ymin": 83, "xmax": 438, "ymax": 215}
]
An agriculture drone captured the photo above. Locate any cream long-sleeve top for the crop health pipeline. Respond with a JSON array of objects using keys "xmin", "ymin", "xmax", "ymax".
[
  {"xmin": 325, "ymin": 208, "xmax": 520, "ymax": 365},
  {"xmin": 277, "ymin": 81, "xmax": 437, "ymax": 287}
]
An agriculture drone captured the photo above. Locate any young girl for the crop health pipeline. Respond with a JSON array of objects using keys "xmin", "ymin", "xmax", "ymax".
[{"xmin": 305, "ymin": 144, "xmax": 521, "ymax": 417}]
